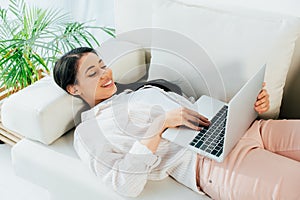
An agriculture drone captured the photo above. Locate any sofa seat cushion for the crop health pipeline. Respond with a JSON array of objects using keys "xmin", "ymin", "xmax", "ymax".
[{"xmin": 11, "ymin": 132, "xmax": 211, "ymax": 200}]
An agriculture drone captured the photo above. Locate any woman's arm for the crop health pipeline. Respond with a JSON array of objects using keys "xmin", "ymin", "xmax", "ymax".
[
  {"xmin": 75, "ymin": 107, "xmax": 209, "ymax": 197},
  {"xmin": 142, "ymin": 82, "xmax": 271, "ymax": 154},
  {"xmin": 106, "ymin": 107, "xmax": 209, "ymax": 195},
  {"xmin": 141, "ymin": 107, "xmax": 210, "ymax": 153},
  {"xmin": 74, "ymin": 128, "xmax": 160, "ymax": 197}
]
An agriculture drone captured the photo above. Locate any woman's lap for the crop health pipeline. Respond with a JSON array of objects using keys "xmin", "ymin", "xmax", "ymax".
[{"xmin": 198, "ymin": 119, "xmax": 300, "ymax": 200}]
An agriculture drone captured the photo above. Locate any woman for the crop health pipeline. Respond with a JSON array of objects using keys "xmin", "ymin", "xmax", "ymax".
[{"xmin": 53, "ymin": 47, "xmax": 300, "ymax": 200}]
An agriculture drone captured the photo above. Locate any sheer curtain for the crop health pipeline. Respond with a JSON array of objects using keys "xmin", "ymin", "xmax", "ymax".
[
  {"xmin": 65, "ymin": 0, "xmax": 115, "ymax": 43},
  {"xmin": 0, "ymin": 0, "xmax": 115, "ymax": 44}
]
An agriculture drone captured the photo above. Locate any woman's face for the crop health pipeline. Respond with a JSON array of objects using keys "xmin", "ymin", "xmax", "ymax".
[{"xmin": 70, "ymin": 52, "xmax": 117, "ymax": 107}]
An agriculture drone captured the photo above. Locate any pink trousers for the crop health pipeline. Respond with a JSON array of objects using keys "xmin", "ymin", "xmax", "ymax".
[{"xmin": 198, "ymin": 120, "xmax": 300, "ymax": 200}]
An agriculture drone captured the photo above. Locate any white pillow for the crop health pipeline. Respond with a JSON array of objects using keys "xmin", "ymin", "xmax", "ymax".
[
  {"xmin": 1, "ymin": 41, "xmax": 147, "ymax": 145},
  {"xmin": 147, "ymin": 0, "xmax": 300, "ymax": 118},
  {"xmin": 1, "ymin": 76, "xmax": 88, "ymax": 145},
  {"xmin": 114, "ymin": 0, "xmax": 153, "ymax": 34},
  {"xmin": 210, "ymin": 0, "xmax": 300, "ymax": 17},
  {"xmin": 97, "ymin": 39, "xmax": 147, "ymax": 84}
]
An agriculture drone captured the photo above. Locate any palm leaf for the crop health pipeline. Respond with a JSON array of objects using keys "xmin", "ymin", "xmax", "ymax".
[
  {"xmin": 9, "ymin": 0, "xmax": 26, "ymax": 22},
  {"xmin": 0, "ymin": 0, "xmax": 115, "ymax": 94}
]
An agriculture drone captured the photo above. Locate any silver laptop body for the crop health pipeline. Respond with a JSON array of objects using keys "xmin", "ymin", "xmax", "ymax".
[{"xmin": 162, "ymin": 65, "xmax": 266, "ymax": 162}]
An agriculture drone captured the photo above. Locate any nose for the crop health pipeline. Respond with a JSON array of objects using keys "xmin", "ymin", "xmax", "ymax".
[{"xmin": 99, "ymin": 67, "xmax": 111, "ymax": 80}]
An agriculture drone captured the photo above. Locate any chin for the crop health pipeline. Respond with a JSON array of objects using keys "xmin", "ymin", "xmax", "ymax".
[
  {"xmin": 101, "ymin": 85, "xmax": 117, "ymax": 99},
  {"xmin": 112, "ymin": 85, "xmax": 117, "ymax": 95}
]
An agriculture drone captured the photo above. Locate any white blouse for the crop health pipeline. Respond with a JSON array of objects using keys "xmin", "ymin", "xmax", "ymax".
[{"xmin": 74, "ymin": 86, "xmax": 205, "ymax": 197}]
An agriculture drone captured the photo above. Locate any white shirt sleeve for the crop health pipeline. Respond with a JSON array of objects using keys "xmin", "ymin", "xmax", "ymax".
[
  {"xmin": 73, "ymin": 89, "xmax": 197, "ymax": 197},
  {"xmin": 129, "ymin": 140, "xmax": 153, "ymax": 154},
  {"xmin": 74, "ymin": 128, "xmax": 161, "ymax": 197}
]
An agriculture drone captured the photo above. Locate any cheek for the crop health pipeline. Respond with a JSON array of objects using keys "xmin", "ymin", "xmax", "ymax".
[
  {"xmin": 80, "ymin": 79, "xmax": 99, "ymax": 96},
  {"xmin": 107, "ymin": 68, "xmax": 113, "ymax": 77}
]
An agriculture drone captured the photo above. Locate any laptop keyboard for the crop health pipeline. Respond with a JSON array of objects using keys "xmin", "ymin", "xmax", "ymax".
[{"xmin": 189, "ymin": 105, "xmax": 228, "ymax": 157}]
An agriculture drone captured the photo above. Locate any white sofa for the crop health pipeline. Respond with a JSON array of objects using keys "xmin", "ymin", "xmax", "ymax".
[{"xmin": 2, "ymin": 1, "xmax": 300, "ymax": 200}]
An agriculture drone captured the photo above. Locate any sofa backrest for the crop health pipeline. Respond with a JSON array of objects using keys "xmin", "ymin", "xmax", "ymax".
[
  {"xmin": 218, "ymin": 0, "xmax": 300, "ymax": 119},
  {"xmin": 114, "ymin": 0, "xmax": 300, "ymax": 119}
]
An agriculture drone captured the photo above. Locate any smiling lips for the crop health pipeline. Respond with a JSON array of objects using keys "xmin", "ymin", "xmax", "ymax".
[{"xmin": 101, "ymin": 80, "xmax": 113, "ymax": 88}]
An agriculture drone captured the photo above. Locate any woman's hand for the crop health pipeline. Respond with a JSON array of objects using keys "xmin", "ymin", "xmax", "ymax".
[
  {"xmin": 163, "ymin": 107, "xmax": 210, "ymax": 132},
  {"xmin": 141, "ymin": 107, "xmax": 209, "ymax": 153},
  {"xmin": 254, "ymin": 82, "xmax": 270, "ymax": 114}
]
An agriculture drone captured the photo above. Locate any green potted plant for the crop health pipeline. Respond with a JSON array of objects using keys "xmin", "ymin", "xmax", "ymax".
[{"xmin": 0, "ymin": 0, "xmax": 114, "ymax": 96}]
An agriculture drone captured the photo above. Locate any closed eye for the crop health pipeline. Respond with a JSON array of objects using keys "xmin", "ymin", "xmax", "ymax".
[{"xmin": 88, "ymin": 71, "xmax": 97, "ymax": 77}]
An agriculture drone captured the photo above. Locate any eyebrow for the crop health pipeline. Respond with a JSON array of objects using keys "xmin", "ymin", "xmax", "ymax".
[{"xmin": 84, "ymin": 59, "xmax": 102, "ymax": 74}]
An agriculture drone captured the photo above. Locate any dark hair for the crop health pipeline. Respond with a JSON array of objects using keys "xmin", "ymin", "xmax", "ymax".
[{"xmin": 53, "ymin": 47, "xmax": 97, "ymax": 93}]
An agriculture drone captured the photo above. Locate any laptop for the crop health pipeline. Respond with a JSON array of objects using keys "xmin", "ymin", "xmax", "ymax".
[{"xmin": 162, "ymin": 65, "xmax": 266, "ymax": 162}]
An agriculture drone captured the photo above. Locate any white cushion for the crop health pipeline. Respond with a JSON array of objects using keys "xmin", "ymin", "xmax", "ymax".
[
  {"xmin": 114, "ymin": 0, "xmax": 153, "ymax": 35},
  {"xmin": 1, "ymin": 76, "xmax": 88, "ymax": 145},
  {"xmin": 147, "ymin": 0, "xmax": 300, "ymax": 118},
  {"xmin": 97, "ymin": 39, "xmax": 147, "ymax": 83},
  {"xmin": 211, "ymin": 0, "xmax": 300, "ymax": 17},
  {"xmin": 212, "ymin": 0, "xmax": 300, "ymax": 119}
]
